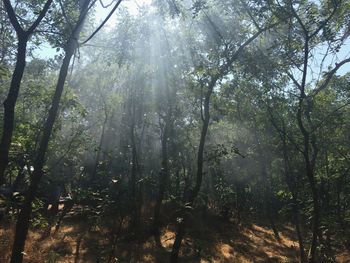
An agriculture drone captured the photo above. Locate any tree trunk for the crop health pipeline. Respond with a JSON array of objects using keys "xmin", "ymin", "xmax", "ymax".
[
  {"xmin": 12, "ymin": 161, "xmax": 25, "ymax": 191},
  {"xmin": 269, "ymin": 104, "xmax": 307, "ymax": 262},
  {"xmin": 293, "ymin": 196, "xmax": 307, "ymax": 263},
  {"xmin": 0, "ymin": 36, "xmax": 27, "ymax": 185},
  {"xmin": 9, "ymin": 193, "xmax": 33, "ymax": 263},
  {"xmin": 170, "ymin": 87, "xmax": 211, "ymax": 262},
  {"xmin": 308, "ymin": 181, "xmax": 320, "ymax": 263},
  {"xmin": 296, "ymin": 108, "xmax": 320, "ymax": 263},
  {"xmin": 174, "ymin": 30, "xmax": 269, "ymax": 261},
  {"xmin": 153, "ymin": 115, "xmax": 169, "ymax": 239},
  {"xmin": 262, "ymin": 160, "xmax": 279, "ymax": 240},
  {"xmin": 10, "ymin": 2, "xmax": 89, "ymax": 261},
  {"xmin": 130, "ymin": 133, "xmax": 140, "ymax": 228},
  {"xmin": 91, "ymin": 110, "xmax": 108, "ymax": 181},
  {"xmin": 296, "ymin": 103, "xmax": 320, "ymax": 263},
  {"xmin": 128, "ymin": 98, "xmax": 141, "ymax": 229},
  {"xmin": 253, "ymin": 126, "xmax": 279, "ymax": 240},
  {"xmin": 281, "ymin": 126, "xmax": 306, "ymax": 262},
  {"xmin": 171, "ymin": 30, "xmax": 268, "ymax": 261},
  {"xmin": 0, "ymin": 0, "xmax": 53, "ymax": 186},
  {"xmin": 168, "ymin": 28, "xmax": 265, "ymax": 258}
]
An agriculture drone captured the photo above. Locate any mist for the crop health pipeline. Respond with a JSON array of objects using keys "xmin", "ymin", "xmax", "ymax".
[{"xmin": 0, "ymin": 0, "xmax": 350, "ymax": 262}]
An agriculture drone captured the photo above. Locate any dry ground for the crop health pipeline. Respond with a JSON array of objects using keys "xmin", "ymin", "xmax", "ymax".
[{"xmin": 1, "ymin": 212, "xmax": 349, "ymax": 263}]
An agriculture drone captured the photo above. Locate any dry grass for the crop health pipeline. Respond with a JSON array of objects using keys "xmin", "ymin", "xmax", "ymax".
[
  {"xmin": 336, "ymin": 253, "xmax": 350, "ymax": 263},
  {"xmin": 1, "ymin": 213, "xmax": 349, "ymax": 263}
]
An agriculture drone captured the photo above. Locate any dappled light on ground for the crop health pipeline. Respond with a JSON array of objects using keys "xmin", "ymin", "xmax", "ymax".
[
  {"xmin": 2, "ymin": 215, "xmax": 350, "ymax": 262},
  {"xmin": 1, "ymin": 214, "xmax": 304, "ymax": 262}
]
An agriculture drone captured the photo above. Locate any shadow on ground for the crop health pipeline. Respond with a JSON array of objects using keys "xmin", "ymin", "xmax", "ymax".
[{"xmin": 3, "ymin": 210, "xmax": 349, "ymax": 262}]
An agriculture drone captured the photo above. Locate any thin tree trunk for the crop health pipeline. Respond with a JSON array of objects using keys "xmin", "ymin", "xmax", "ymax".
[
  {"xmin": 307, "ymin": 180, "xmax": 320, "ymax": 263},
  {"xmin": 170, "ymin": 87, "xmax": 211, "ymax": 262},
  {"xmin": 261, "ymin": 156, "xmax": 279, "ymax": 240},
  {"xmin": 293, "ymin": 195, "xmax": 306, "ymax": 263},
  {"xmin": 297, "ymin": 105, "xmax": 320, "ymax": 263},
  {"xmin": 169, "ymin": 26, "xmax": 268, "ymax": 261},
  {"xmin": 289, "ymin": 29, "xmax": 320, "ymax": 262},
  {"xmin": 153, "ymin": 115, "xmax": 169, "ymax": 239},
  {"xmin": 130, "ymin": 133, "xmax": 140, "ymax": 228},
  {"xmin": 269, "ymin": 95, "xmax": 308, "ymax": 262},
  {"xmin": 253, "ymin": 125, "xmax": 279, "ymax": 240},
  {"xmin": 128, "ymin": 97, "xmax": 141, "ymax": 229},
  {"xmin": 281, "ymin": 124, "xmax": 306, "ymax": 262},
  {"xmin": 11, "ymin": 161, "xmax": 25, "ymax": 191},
  {"xmin": 0, "ymin": 37, "xmax": 27, "ymax": 185},
  {"xmin": 0, "ymin": 0, "xmax": 53, "ymax": 186},
  {"xmin": 91, "ymin": 110, "xmax": 108, "ymax": 181}
]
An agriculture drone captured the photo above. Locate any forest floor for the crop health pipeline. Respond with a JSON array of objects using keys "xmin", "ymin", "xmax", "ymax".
[{"xmin": 1, "ymin": 210, "xmax": 350, "ymax": 263}]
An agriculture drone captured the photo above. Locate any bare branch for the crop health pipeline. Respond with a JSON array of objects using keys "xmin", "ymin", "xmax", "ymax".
[
  {"xmin": 80, "ymin": 0, "xmax": 123, "ymax": 45},
  {"xmin": 99, "ymin": 0, "xmax": 116, "ymax": 8},
  {"xmin": 311, "ymin": 57, "xmax": 350, "ymax": 97},
  {"xmin": 287, "ymin": 71, "xmax": 302, "ymax": 90}
]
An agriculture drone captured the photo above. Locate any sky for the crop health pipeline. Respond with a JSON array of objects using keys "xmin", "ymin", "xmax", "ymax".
[
  {"xmin": 95, "ymin": 0, "xmax": 150, "ymax": 26},
  {"xmin": 34, "ymin": 0, "xmax": 350, "ymax": 78},
  {"xmin": 34, "ymin": 0, "xmax": 151, "ymax": 59}
]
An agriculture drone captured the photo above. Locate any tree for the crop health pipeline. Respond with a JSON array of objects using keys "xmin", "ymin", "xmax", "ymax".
[
  {"xmin": 10, "ymin": 1, "xmax": 94, "ymax": 261},
  {"xmin": 169, "ymin": 1, "xmax": 277, "ymax": 260},
  {"xmin": 0, "ymin": 0, "xmax": 53, "ymax": 186},
  {"xmin": 0, "ymin": 0, "xmax": 349, "ymax": 261},
  {"xmin": 272, "ymin": 1, "xmax": 349, "ymax": 260}
]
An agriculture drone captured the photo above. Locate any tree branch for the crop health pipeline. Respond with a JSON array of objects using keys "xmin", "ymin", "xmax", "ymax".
[
  {"xmin": 58, "ymin": 0, "xmax": 73, "ymax": 30},
  {"xmin": 239, "ymin": 0, "xmax": 261, "ymax": 30},
  {"xmin": 2, "ymin": 0, "xmax": 24, "ymax": 35},
  {"xmin": 311, "ymin": 101, "xmax": 350, "ymax": 134},
  {"xmin": 290, "ymin": 2, "xmax": 307, "ymax": 35},
  {"xmin": 309, "ymin": 1, "xmax": 341, "ymax": 39},
  {"xmin": 217, "ymin": 22, "xmax": 278, "ymax": 81},
  {"xmin": 27, "ymin": 0, "xmax": 53, "ymax": 34},
  {"xmin": 287, "ymin": 71, "xmax": 302, "ymax": 90},
  {"xmin": 80, "ymin": 0, "xmax": 123, "ymax": 45},
  {"xmin": 99, "ymin": 0, "xmax": 116, "ymax": 8},
  {"xmin": 311, "ymin": 57, "xmax": 350, "ymax": 97}
]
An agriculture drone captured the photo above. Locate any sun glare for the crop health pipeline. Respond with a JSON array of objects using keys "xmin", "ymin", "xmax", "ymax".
[{"xmin": 95, "ymin": 0, "xmax": 152, "ymax": 28}]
